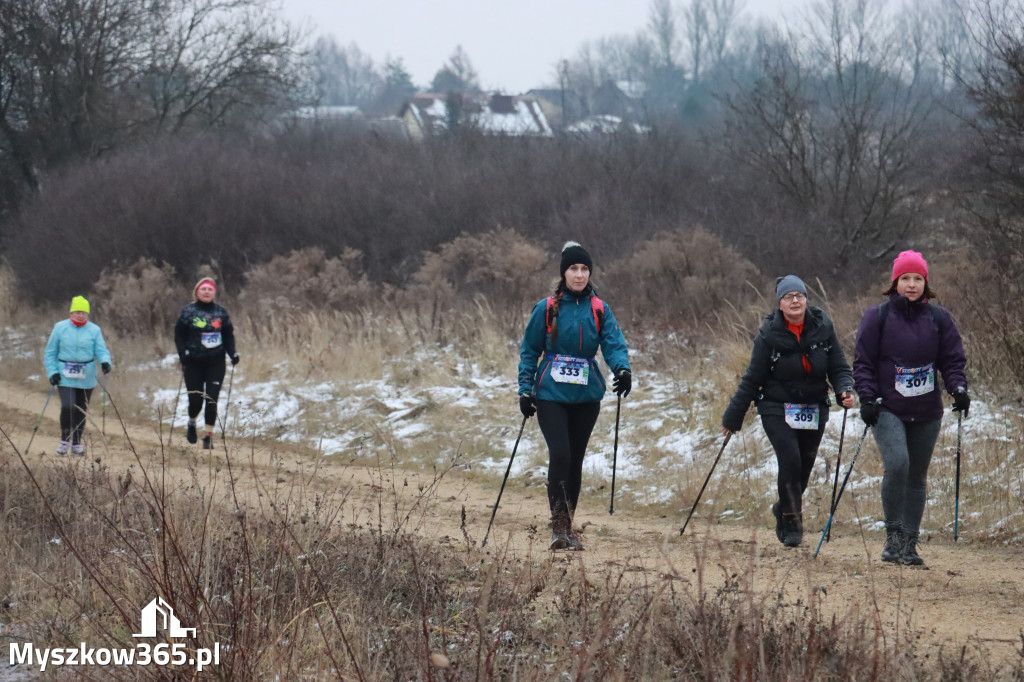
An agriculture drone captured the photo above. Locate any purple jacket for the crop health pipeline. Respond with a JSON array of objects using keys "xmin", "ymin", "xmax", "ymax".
[{"xmin": 853, "ymin": 294, "xmax": 968, "ymax": 422}]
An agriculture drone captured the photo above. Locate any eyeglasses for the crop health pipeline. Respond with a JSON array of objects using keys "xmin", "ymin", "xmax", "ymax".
[{"xmin": 781, "ymin": 293, "xmax": 807, "ymax": 302}]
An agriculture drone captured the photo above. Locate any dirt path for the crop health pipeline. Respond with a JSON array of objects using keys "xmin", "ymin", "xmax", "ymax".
[{"xmin": 2, "ymin": 379, "xmax": 1022, "ymax": 666}]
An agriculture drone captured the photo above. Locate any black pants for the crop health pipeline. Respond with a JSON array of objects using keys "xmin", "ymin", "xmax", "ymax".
[
  {"xmin": 760, "ymin": 413, "xmax": 826, "ymax": 515},
  {"xmin": 58, "ymin": 386, "xmax": 93, "ymax": 444},
  {"xmin": 536, "ymin": 400, "xmax": 601, "ymax": 517},
  {"xmin": 183, "ymin": 358, "xmax": 226, "ymax": 428}
]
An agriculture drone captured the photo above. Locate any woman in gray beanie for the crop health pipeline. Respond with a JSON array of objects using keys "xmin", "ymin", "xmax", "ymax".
[{"xmin": 721, "ymin": 276, "xmax": 855, "ymax": 547}]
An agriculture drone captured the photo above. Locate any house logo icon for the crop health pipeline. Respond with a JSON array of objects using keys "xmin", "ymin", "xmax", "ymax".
[{"xmin": 133, "ymin": 597, "xmax": 197, "ymax": 638}]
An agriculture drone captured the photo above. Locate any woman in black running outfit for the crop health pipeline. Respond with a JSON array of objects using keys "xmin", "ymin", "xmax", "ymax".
[{"xmin": 174, "ymin": 278, "xmax": 239, "ymax": 449}]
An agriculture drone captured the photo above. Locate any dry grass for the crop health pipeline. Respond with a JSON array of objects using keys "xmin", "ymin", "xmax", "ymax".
[{"xmin": 0, "ymin": 410, "xmax": 1020, "ymax": 680}]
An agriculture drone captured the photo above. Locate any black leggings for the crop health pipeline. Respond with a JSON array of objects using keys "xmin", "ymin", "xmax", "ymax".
[
  {"xmin": 58, "ymin": 386, "xmax": 93, "ymax": 444},
  {"xmin": 536, "ymin": 400, "xmax": 601, "ymax": 517},
  {"xmin": 183, "ymin": 359, "xmax": 226, "ymax": 428},
  {"xmin": 760, "ymin": 413, "xmax": 826, "ymax": 515}
]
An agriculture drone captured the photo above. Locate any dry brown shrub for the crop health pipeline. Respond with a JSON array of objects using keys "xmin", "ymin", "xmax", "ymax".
[
  {"xmin": 238, "ymin": 247, "xmax": 374, "ymax": 316},
  {"xmin": 942, "ymin": 251, "xmax": 1024, "ymax": 396},
  {"xmin": 405, "ymin": 227, "xmax": 549, "ymax": 340},
  {"xmin": 604, "ymin": 226, "xmax": 762, "ymax": 331},
  {"xmin": 91, "ymin": 257, "xmax": 179, "ymax": 337}
]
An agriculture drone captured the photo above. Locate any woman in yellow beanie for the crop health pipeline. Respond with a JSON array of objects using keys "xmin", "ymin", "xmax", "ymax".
[{"xmin": 43, "ymin": 296, "xmax": 112, "ymax": 455}]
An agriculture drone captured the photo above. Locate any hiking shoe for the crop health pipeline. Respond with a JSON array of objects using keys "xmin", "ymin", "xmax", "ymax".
[
  {"xmin": 549, "ymin": 533, "xmax": 572, "ymax": 550},
  {"xmin": 55, "ymin": 440, "xmax": 70, "ymax": 456},
  {"xmin": 771, "ymin": 502, "xmax": 784, "ymax": 543},
  {"xmin": 881, "ymin": 526, "xmax": 903, "ymax": 563},
  {"xmin": 71, "ymin": 444, "xmax": 85, "ymax": 456},
  {"xmin": 900, "ymin": 533, "xmax": 924, "ymax": 566},
  {"xmin": 186, "ymin": 422, "xmax": 198, "ymax": 444},
  {"xmin": 202, "ymin": 435, "xmax": 213, "ymax": 450},
  {"xmin": 565, "ymin": 532, "xmax": 585, "ymax": 551},
  {"xmin": 781, "ymin": 513, "xmax": 802, "ymax": 547}
]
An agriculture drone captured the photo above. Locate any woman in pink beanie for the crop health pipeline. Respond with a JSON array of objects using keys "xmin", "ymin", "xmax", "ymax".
[{"xmin": 853, "ymin": 250, "xmax": 969, "ymax": 566}]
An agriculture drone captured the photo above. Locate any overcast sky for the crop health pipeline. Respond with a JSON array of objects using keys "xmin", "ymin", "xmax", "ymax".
[{"xmin": 279, "ymin": 0, "xmax": 795, "ymax": 94}]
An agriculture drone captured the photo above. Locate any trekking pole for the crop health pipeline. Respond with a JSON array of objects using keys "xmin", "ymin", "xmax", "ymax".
[
  {"xmin": 168, "ymin": 372, "xmax": 184, "ymax": 445},
  {"xmin": 954, "ymin": 411, "xmax": 963, "ymax": 542},
  {"xmin": 24, "ymin": 386, "xmax": 55, "ymax": 454},
  {"xmin": 814, "ymin": 424, "xmax": 870, "ymax": 558},
  {"xmin": 609, "ymin": 393, "xmax": 621, "ymax": 515},
  {"xmin": 221, "ymin": 364, "xmax": 235, "ymax": 440},
  {"xmin": 101, "ymin": 377, "xmax": 107, "ymax": 436},
  {"xmin": 482, "ymin": 415, "xmax": 529, "ymax": 548},
  {"xmin": 827, "ymin": 407, "xmax": 848, "ymax": 542},
  {"xmin": 679, "ymin": 432, "xmax": 732, "ymax": 536}
]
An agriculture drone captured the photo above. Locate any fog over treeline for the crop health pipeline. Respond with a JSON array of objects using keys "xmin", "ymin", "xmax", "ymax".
[{"xmin": 1, "ymin": 0, "xmax": 1023, "ymax": 390}]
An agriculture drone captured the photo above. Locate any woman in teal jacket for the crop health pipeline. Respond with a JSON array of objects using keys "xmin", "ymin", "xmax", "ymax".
[
  {"xmin": 43, "ymin": 296, "xmax": 112, "ymax": 455},
  {"xmin": 518, "ymin": 241, "xmax": 631, "ymax": 550}
]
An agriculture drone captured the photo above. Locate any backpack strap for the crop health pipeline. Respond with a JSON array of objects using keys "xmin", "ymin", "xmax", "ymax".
[
  {"xmin": 591, "ymin": 295, "xmax": 604, "ymax": 335},
  {"xmin": 545, "ymin": 294, "xmax": 605, "ymax": 335}
]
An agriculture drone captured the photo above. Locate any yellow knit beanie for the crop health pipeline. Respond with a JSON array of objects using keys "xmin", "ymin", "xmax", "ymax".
[{"xmin": 69, "ymin": 296, "xmax": 90, "ymax": 314}]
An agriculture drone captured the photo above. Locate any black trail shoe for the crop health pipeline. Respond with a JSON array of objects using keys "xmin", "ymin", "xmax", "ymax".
[
  {"xmin": 202, "ymin": 435, "xmax": 213, "ymax": 450},
  {"xmin": 781, "ymin": 513, "xmax": 802, "ymax": 547},
  {"xmin": 186, "ymin": 422, "xmax": 198, "ymax": 444},
  {"xmin": 900, "ymin": 533, "xmax": 924, "ymax": 566},
  {"xmin": 881, "ymin": 525, "xmax": 903, "ymax": 563},
  {"xmin": 771, "ymin": 502, "xmax": 784, "ymax": 544}
]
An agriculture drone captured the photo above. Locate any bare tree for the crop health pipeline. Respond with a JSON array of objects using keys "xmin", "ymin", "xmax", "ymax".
[
  {"xmin": 649, "ymin": 0, "xmax": 682, "ymax": 70},
  {"xmin": 0, "ymin": 0, "xmax": 300, "ymax": 204},
  {"xmin": 307, "ymin": 37, "xmax": 382, "ymax": 108},
  {"xmin": 682, "ymin": 0, "xmax": 710, "ymax": 82},
  {"xmin": 430, "ymin": 45, "xmax": 481, "ymax": 94},
  {"xmin": 722, "ymin": 0, "xmax": 936, "ymax": 269}
]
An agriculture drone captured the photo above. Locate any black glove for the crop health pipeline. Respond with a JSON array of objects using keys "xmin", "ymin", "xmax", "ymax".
[
  {"xmin": 860, "ymin": 399, "xmax": 880, "ymax": 427},
  {"xmin": 49, "ymin": 373, "xmax": 61, "ymax": 386},
  {"xmin": 519, "ymin": 394, "xmax": 536, "ymax": 418},
  {"xmin": 952, "ymin": 389, "xmax": 970, "ymax": 417},
  {"xmin": 612, "ymin": 369, "xmax": 632, "ymax": 397},
  {"xmin": 230, "ymin": 353, "xmax": 240, "ymax": 366},
  {"xmin": 101, "ymin": 362, "xmax": 111, "ymax": 374}
]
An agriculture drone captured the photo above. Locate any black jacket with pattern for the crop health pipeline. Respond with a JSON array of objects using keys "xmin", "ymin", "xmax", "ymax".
[
  {"xmin": 722, "ymin": 306, "xmax": 853, "ymax": 432},
  {"xmin": 174, "ymin": 301, "xmax": 236, "ymax": 363}
]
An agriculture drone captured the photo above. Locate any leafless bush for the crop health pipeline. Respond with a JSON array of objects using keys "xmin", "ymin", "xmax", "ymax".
[
  {"xmin": 405, "ymin": 228, "xmax": 549, "ymax": 340},
  {"xmin": 238, "ymin": 247, "xmax": 375, "ymax": 317},
  {"xmin": 90, "ymin": 258, "xmax": 179, "ymax": 338},
  {"xmin": 603, "ymin": 226, "xmax": 762, "ymax": 332}
]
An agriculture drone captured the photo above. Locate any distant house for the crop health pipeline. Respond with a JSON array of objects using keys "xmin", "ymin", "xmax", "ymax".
[
  {"xmin": 528, "ymin": 88, "xmax": 586, "ymax": 130},
  {"xmin": 566, "ymin": 114, "xmax": 650, "ymax": 137},
  {"xmin": 399, "ymin": 93, "xmax": 553, "ymax": 140},
  {"xmin": 592, "ymin": 81, "xmax": 644, "ymax": 122}
]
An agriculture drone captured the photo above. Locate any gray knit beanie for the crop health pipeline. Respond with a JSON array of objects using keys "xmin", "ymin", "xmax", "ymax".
[{"xmin": 775, "ymin": 275, "xmax": 807, "ymax": 302}]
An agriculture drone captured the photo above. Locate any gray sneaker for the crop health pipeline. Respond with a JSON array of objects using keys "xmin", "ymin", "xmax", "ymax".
[
  {"xmin": 55, "ymin": 440, "xmax": 70, "ymax": 456},
  {"xmin": 71, "ymin": 444, "xmax": 85, "ymax": 456}
]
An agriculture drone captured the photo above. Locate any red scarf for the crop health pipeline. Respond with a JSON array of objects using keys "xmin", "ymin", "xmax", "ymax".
[
  {"xmin": 785, "ymin": 320, "xmax": 812, "ymax": 374},
  {"xmin": 71, "ymin": 317, "xmax": 87, "ymax": 327}
]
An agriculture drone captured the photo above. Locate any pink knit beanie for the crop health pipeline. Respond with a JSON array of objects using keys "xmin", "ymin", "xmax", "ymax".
[{"xmin": 891, "ymin": 250, "xmax": 928, "ymax": 282}]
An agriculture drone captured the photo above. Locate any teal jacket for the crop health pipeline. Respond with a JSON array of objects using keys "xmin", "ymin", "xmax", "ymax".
[
  {"xmin": 43, "ymin": 319, "xmax": 112, "ymax": 389},
  {"xmin": 518, "ymin": 289, "xmax": 630, "ymax": 404}
]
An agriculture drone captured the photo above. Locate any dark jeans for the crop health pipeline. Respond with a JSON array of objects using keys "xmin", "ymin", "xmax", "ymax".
[
  {"xmin": 58, "ymin": 386, "xmax": 93, "ymax": 444},
  {"xmin": 183, "ymin": 358, "xmax": 226, "ymax": 428},
  {"xmin": 760, "ymin": 413, "xmax": 826, "ymax": 515},
  {"xmin": 536, "ymin": 400, "xmax": 601, "ymax": 517}
]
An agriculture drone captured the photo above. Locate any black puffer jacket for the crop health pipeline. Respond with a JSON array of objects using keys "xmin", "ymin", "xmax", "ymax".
[
  {"xmin": 174, "ymin": 301, "xmax": 236, "ymax": 363},
  {"xmin": 722, "ymin": 306, "xmax": 853, "ymax": 432}
]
